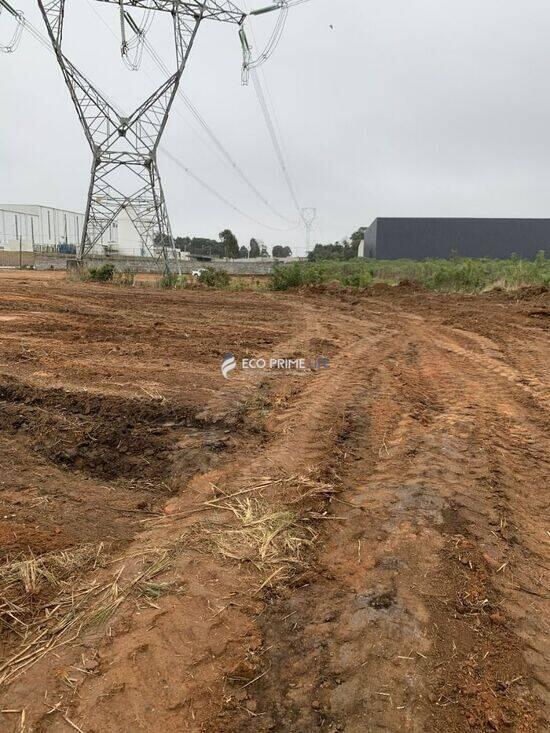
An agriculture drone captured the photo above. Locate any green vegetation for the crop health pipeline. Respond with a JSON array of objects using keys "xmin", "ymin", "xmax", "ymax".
[
  {"xmin": 272, "ymin": 260, "xmax": 373, "ymax": 290},
  {"xmin": 86, "ymin": 263, "xmax": 115, "ymax": 282},
  {"xmin": 198, "ymin": 267, "xmax": 230, "ymax": 288},
  {"xmin": 76, "ymin": 264, "xmax": 134, "ymax": 285},
  {"xmin": 272, "ymin": 245, "xmax": 292, "ymax": 258},
  {"xmin": 308, "ymin": 228, "xmax": 366, "ymax": 261},
  {"xmin": 272, "ymin": 253, "xmax": 549, "ymax": 293},
  {"xmin": 219, "ymin": 229, "xmax": 239, "ymax": 259},
  {"xmin": 159, "ymin": 273, "xmax": 187, "ymax": 289},
  {"xmin": 156, "ymin": 268, "xmax": 235, "ymax": 290}
]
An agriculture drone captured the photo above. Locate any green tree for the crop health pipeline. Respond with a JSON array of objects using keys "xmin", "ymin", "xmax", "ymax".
[
  {"xmin": 239, "ymin": 245, "xmax": 249, "ymax": 259},
  {"xmin": 350, "ymin": 227, "xmax": 367, "ymax": 256},
  {"xmin": 308, "ymin": 242, "xmax": 357, "ymax": 262},
  {"xmin": 174, "ymin": 236, "xmax": 191, "ymax": 252},
  {"xmin": 272, "ymin": 245, "xmax": 292, "ymax": 258},
  {"xmin": 249, "ymin": 238, "xmax": 261, "ymax": 258},
  {"xmin": 219, "ymin": 229, "xmax": 239, "ymax": 259},
  {"xmin": 260, "ymin": 243, "xmax": 269, "ymax": 258}
]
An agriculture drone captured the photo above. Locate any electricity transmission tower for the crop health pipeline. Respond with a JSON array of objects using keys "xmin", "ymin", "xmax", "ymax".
[
  {"xmin": 2, "ymin": 0, "xmax": 310, "ymax": 270},
  {"xmin": 301, "ymin": 207, "xmax": 316, "ymax": 255},
  {"xmin": 36, "ymin": 0, "xmax": 247, "ymax": 271}
]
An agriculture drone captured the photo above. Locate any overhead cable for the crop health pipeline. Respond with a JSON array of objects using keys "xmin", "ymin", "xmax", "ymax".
[{"xmin": 15, "ymin": 12, "xmax": 301, "ymax": 234}]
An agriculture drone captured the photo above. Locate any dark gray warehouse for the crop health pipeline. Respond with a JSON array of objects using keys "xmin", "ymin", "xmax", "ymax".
[{"xmin": 361, "ymin": 218, "xmax": 550, "ymax": 260}]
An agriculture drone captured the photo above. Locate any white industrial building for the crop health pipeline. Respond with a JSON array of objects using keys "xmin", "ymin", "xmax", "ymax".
[
  {"xmin": 0, "ymin": 205, "xmax": 87, "ymax": 252},
  {"xmin": 0, "ymin": 204, "xmax": 150, "ymax": 256}
]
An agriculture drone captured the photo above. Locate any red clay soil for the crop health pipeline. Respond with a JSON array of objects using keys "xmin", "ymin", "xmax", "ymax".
[{"xmin": 0, "ymin": 272, "xmax": 548, "ymax": 733}]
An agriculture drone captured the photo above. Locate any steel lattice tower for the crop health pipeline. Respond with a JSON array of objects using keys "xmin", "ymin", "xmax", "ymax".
[{"xmin": 37, "ymin": 0, "xmax": 245, "ymax": 272}]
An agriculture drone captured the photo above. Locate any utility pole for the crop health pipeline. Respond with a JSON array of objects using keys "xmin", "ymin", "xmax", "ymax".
[{"xmin": 301, "ymin": 207, "xmax": 316, "ymax": 256}]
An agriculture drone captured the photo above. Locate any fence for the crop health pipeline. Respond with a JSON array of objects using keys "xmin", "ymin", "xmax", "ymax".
[
  {"xmin": 0, "ymin": 251, "xmax": 35, "ymax": 268},
  {"xmin": 0, "ymin": 251, "xmax": 299, "ymax": 275}
]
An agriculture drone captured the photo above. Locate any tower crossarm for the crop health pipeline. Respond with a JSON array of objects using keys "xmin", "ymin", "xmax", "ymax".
[
  {"xmin": 93, "ymin": 0, "xmax": 245, "ymax": 24},
  {"xmin": 38, "ymin": 0, "xmax": 123, "ymax": 151}
]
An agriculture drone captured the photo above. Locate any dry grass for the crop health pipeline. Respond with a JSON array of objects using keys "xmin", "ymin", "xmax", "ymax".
[
  {"xmin": 0, "ymin": 474, "xmax": 335, "ymax": 688},
  {"xmin": 194, "ymin": 474, "xmax": 336, "ymax": 589},
  {"xmin": 0, "ymin": 543, "xmax": 180, "ymax": 688},
  {"xmin": 0, "ymin": 544, "xmax": 104, "ymax": 597}
]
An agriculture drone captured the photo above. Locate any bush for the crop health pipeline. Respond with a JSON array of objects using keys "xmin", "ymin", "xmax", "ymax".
[
  {"xmin": 271, "ymin": 261, "xmax": 373, "ymax": 290},
  {"xmin": 198, "ymin": 267, "xmax": 230, "ymax": 288},
  {"xmin": 87, "ymin": 263, "xmax": 115, "ymax": 282},
  {"xmin": 159, "ymin": 273, "xmax": 187, "ymax": 289},
  {"xmin": 270, "ymin": 255, "xmax": 550, "ymax": 293},
  {"xmin": 113, "ymin": 270, "xmax": 135, "ymax": 287},
  {"xmin": 272, "ymin": 263, "xmax": 305, "ymax": 290}
]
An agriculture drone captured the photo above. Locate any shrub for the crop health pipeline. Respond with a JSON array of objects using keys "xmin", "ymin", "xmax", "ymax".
[
  {"xmin": 159, "ymin": 273, "xmax": 187, "ymax": 289},
  {"xmin": 270, "ymin": 255, "xmax": 550, "ymax": 293},
  {"xmin": 113, "ymin": 270, "xmax": 135, "ymax": 286},
  {"xmin": 198, "ymin": 267, "xmax": 230, "ymax": 288},
  {"xmin": 87, "ymin": 263, "xmax": 115, "ymax": 282},
  {"xmin": 272, "ymin": 263, "xmax": 305, "ymax": 290},
  {"xmin": 271, "ymin": 261, "xmax": 373, "ymax": 290}
]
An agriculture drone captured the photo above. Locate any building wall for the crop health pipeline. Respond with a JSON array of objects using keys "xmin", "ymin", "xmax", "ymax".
[
  {"xmin": 363, "ymin": 218, "xmax": 550, "ymax": 260},
  {"xmin": 363, "ymin": 220, "xmax": 377, "ymax": 258},
  {"xmin": 116, "ymin": 209, "xmax": 146, "ymax": 257},
  {"xmin": 0, "ymin": 205, "xmax": 86, "ymax": 247},
  {"xmin": 0, "ymin": 208, "xmax": 37, "ymax": 251},
  {"xmin": 0, "ymin": 205, "xmax": 122, "ymax": 252}
]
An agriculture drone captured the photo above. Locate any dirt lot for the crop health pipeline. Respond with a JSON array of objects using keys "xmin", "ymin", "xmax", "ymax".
[{"xmin": 0, "ymin": 272, "xmax": 548, "ymax": 732}]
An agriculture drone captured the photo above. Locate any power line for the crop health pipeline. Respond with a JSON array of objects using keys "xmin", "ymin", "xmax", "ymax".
[
  {"xmin": 85, "ymin": 0, "xmax": 300, "ymax": 230},
  {"xmin": 241, "ymin": 1, "xmax": 305, "ymax": 222},
  {"xmin": 251, "ymin": 67, "xmax": 301, "ymax": 216},
  {"xmin": 161, "ymin": 148, "xmax": 301, "ymax": 230},
  {"xmin": 242, "ymin": 1, "xmax": 319, "ymax": 253},
  {"xmin": 142, "ymin": 37, "xmax": 300, "ymax": 229},
  {"xmin": 13, "ymin": 10, "xmax": 301, "ymax": 235}
]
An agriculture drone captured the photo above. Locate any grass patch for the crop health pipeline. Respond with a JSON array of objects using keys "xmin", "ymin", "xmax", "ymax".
[
  {"xmin": 159, "ymin": 273, "xmax": 187, "ymax": 289},
  {"xmin": 271, "ymin": 252, "xmax": 550, "ymax": 293},
  {"xmin": 0, "ymin": 543, "xmax": 181, "ymax": 687},
  {"xmin": 113, "ymin": 270, "xmax": 135, "ymax": 286},
  {"xmin": 74, "ymin": 264, "xmax": 135, "ymax": 286},
  {"xmin": 193, "ymin": 474, "xmax": 336, "ymax": 590},
  {"xmin": 158, "ymin": 269, "xmax": 230, "ymax": 289}
]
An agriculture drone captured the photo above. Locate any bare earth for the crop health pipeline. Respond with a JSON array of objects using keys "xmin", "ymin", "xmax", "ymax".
[{"xmin": 0, "ymin": 272, "xmax": 548, "ymax": 732}]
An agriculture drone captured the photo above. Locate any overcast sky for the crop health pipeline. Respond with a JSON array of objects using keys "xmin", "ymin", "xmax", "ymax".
[{"xmin": 2, "ymin": 0, "xmax": 550, "ymax": 254}]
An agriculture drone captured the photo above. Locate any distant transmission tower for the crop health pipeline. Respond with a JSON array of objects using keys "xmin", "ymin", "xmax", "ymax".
[{"xmin": 301, "ymin": 207, "xmax": 316, "ymax": 255}]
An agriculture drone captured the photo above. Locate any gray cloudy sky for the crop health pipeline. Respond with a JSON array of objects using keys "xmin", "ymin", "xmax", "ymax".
[{"xmin": 2, "ymin": 0, "xmax": 550, "ymax": 254}]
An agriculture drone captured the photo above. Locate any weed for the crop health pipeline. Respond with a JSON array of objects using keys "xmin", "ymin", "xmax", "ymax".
[
  {"xmin": 271, "ymin": 255, "xmax": 550, "ymax": 292},
  {"xmin": 87, "ymin": 263, "xmax": 115, "ymax": 282},
  {"xmin": 159, "ymin": 273, "xmax": 187, "ymax": 289},
  {"xmin": 198, "ymin": 267, "xmax": 230, "ymax": 288},
  {"xmin": 113, "ymin": 270, "xmax": 135, "ymax": 286}
]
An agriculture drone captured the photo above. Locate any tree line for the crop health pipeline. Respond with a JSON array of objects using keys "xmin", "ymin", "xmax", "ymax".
[
  {"xmin": 168, "ymin": 226, "xmax": 368, "ymax": 261},
  {"xmin": 307, "ymin": 228, "xmax": 366, "ymax": 261},
  {"xmin": 172, "ymin": 230, "xmax": 292, "ymax": 259}
]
